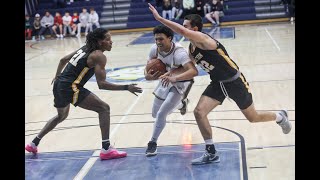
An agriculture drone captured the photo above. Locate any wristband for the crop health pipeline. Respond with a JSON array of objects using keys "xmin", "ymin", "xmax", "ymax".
[{"xmin": 124, "ymin": 85, "xmax": 129, "ymax": 90}]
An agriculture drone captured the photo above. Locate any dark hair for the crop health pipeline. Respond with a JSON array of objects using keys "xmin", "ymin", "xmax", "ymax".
[
  {"xmin": 184, "ymin": 14, "xmax": 203, "ymax": 31},
  {"xmin": 85, "ymin": 28, "xmax": 109, "ymax": 52},
  {"xmin": 153, "ymin": 25, "xmax": 174, "ymax": 41}
]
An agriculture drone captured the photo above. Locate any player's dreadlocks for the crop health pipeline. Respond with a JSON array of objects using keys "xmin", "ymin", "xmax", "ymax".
[{"xmin": 85, "ymin": 28, "xmax": 109, "ymax": 52}]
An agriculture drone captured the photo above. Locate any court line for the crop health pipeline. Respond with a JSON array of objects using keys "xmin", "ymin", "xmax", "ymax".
[
  {"xmin": 73, "ymin": 91, "xmax": 145, "ymax": 180},
  {"xmin": 26, "ymin": 148, "xmax": 240, "ymax": 162},
  {"xmin": 25, "ymin": 110, "xmax": 296, "ymax": 125},
  {"xmin": 265, "ymin": 27, "xmax": 281, "ymax": 51},
  {"xmin": 25, "ymin": 118, "xmax": 296, "ymax": 134}
]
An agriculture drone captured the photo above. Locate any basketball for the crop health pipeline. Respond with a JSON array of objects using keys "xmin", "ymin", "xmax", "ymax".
[{"xmin": 146, "ymin": 59, "xmax": 167, "ymax": 75}]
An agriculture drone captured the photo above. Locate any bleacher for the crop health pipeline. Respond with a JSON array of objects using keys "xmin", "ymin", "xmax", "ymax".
[
  {"xmin": 32, "ymin": 0, "xmax": 289, "ymax": 32},
  {"xmin": 33, "ymin": 0, "xmax": 104, "ymax": 19}
]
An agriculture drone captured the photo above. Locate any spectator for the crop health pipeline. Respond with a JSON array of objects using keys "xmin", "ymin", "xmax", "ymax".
[
  {"xmin": 77, "ymin": 7, "xmax": 90, "ymax": 37},
  {"xmin": 287, "ymin": 0, "xmax": 295, "ymax": 22},
  {"xmin": 205, "ymin": 0, "xmax": 224, "ymax": 26},
  {"xmin": 172, "ymin": 0, "xmax": 183, "ymax": 20},
  {"xmin": 203, "ymin": 0, "xmax": 211, "ymax": 14},
  {"xmin": 52, "ymin": 12, "xmax": 64, "ymax": 38},
  {"xmin": 88, "ymin": 7, "xmax": 100, "ymax": 32},
  {"xmin": 71, "ymin": 12, "xmax": 79, "ymax": 35},
  {"xmin": 39, "ymin": 11, "xmax": 54, "ymax": 39},
  {"xmin": 195, "ymin": 0, "xmax": 205, "ymax": 17},
  {"xmin": 32, "ymin": 14, "xmax": 42, "ymax": 40},
  {"xmin": 182, "ymin": 0, "xmax": 195, "ymax": 17},
  {"xmin": 25, "ymin": 15, "xmax": 32, "ymax": 40},
  {"xmin": 162, "ymin": 0, "xmax": 173, "ymax": 20},
  {"xmin": 62, "ymin": 11, "xmax": 73, "ymax": 36}
]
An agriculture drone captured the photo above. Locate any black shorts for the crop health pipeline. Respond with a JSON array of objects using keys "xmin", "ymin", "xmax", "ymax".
[
  {"xmin": 202, "ymin": 74, "xmax": 252, "ymax": 110},
  {"xmin": 53, "ymin": 80, "xmax": 91, "ymax": 108}
]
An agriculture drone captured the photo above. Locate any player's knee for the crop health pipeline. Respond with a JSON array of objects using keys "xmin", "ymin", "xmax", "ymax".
[
  {"xmin": 194, "ymin": 108, "xmax": 205, "ymax": 120},
  {"xmin": 247, "ymin": 115, "xmax": 258, "ymax": 123},
  {"xmin": 57, "ymin": 112, "xmax": 68, "ymax": 122},
  {"xmin": 101, "ymin": 103, "xmax": 110, "ymax": 113}
]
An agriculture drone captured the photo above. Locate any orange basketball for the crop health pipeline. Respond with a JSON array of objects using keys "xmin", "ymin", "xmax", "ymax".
[{"xmin": 146, "ymin": 59, "xmax": 167, "ymax": 75}]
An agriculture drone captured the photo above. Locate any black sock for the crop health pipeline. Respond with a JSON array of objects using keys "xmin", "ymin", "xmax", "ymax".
[
  {"xmin": 32, "ymin": 136, "xmax": 41, "ymax": 146},
  {"xmin": 205, "ymin": 144, "xmax": 216, "ymax": 154},
  {"xmin": 102, "ymin": 140, "xmax": 110, "ymax": 150}
]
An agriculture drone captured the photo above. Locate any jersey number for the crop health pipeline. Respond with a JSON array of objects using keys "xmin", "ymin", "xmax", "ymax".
[
  {"xmin": 69, "ymin": 49, "xmax": 86, "ymax": 66},
  {"xmin": 199, "ymin": 60, "xmax": 214, "ymax": 73}
]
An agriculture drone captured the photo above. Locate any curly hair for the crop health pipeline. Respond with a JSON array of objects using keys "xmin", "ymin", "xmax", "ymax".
[
  {"xmin": 153, "ymin": 25, "xmax": 174, "ymax": 41},
  {"xmin": 85, "ymin": 28, "xmax": 109, "ymax": 52}
]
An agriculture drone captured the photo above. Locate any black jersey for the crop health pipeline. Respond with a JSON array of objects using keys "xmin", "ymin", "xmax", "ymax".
[
  {"xmin": 189, "ymin": 33, "xmax": 239, "ymax": 81},
  {"xmin": 57, "ymin": 46, "xmax": 95, "ymax": 87}
]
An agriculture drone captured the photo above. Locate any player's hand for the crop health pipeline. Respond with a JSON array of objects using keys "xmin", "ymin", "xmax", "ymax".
[
  {"xmin": 145, "ymin": 69, "xmax": 162, "ymax": 80},
  {"xmin": 159, "ymin": 75, "xmax": 177, "ymax": 87},
  {"xmin": 127, "ymin": 83, "xmax": 143, "ymax": 96},
  {"xmin": 148, "ymin": 3, "xmax": 161, "ymax": 21}
]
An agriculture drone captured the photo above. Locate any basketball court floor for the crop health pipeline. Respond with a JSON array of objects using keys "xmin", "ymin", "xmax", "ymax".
[{"xmin": 25, "ymin": 21, "xmax": 295, "ymax": 180}]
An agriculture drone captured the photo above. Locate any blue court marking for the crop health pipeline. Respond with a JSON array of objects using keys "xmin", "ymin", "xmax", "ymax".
[
  {"xmin": 83, "ymin": 142, "xmax": 241, "ymax": 180},
  {"xmin": 25, "ymin": 150, "xmax": 94, "ymax": 180},
  {"xmin": 88, "ymin": 64, "xmax": 208, "ymax": 83},
  {"xmin": 129, "ymin": 27, "xmax": 235, "ymax": 45}
]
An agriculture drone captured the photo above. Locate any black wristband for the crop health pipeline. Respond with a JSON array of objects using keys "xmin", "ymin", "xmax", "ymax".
[{"xmin": 124, "ymin": 85, "xmax": 129, "ymax": 90}]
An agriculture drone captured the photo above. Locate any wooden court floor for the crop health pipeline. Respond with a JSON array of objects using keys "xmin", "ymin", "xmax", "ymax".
[{"xmin": 25, "ymin": 21, "xmax": 295, "ymax": 180}]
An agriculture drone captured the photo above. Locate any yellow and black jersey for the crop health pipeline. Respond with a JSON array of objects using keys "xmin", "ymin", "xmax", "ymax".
[{"xmin": 189, "ymin": 32, "xmax": 239, "ymax": 82}]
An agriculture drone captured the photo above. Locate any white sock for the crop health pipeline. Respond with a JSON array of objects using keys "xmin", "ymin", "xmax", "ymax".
[
  {"xmin": 204, "ymin": 139, "xmax": 214, "ymax": 145},
  {"xmin": 275, "ymin": 112, "xmax": 283, "ymax": 123}
]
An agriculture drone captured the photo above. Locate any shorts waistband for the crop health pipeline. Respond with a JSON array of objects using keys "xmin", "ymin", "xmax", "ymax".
[{"xmin": 219, "ymin": 71, "xmax": 240, "ymax": 83}]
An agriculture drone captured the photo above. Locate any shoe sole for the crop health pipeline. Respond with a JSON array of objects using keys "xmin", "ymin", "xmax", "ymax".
[
  {"xmin": 146, "ymin": 150, "xmax": 157, "ymax": 157},
  {"xmin": 191, "ymin": 155, "xmax": 220, "ymax": 165},
  {"xmin": 100, "ymin": 154, "xmax": 127, "ymax": 160}
]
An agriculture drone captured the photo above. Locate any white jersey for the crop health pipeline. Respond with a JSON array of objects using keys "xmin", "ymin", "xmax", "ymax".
[{"xmin": 148, "ymin": 42, "xmax": 193, "ymax": 99}]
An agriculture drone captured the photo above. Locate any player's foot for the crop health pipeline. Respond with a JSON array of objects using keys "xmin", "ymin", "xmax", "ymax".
[
  {"xmin": 25, "ymin": 143, "xmax": 38, "ymax": 154},
  {"xmin": 277, "ymin": 110, "xmax": 292, "ymax": 134},
  {"xmin": 191, "ymin": 151, "xmax": 220, "ymax": 165},
  {"xmin": 99, "ymin": 146, "xmax": 127, "ymax": 160},
  {"xmin": 145, "ymin": 141, "xmax": 157, "ymax": 157},
  {"xmin": 179, "ymin": 98, "xmax": 189, "ymax": 115}
]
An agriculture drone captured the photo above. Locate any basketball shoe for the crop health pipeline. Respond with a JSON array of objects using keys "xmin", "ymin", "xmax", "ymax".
[
  {"xmin": 99, "ymin": 146, "xmax": 127, "ymax": 160},
  {"xmin": 25, "ymin": 142, "xmax": 38, "ymax": 154},
  {"xmin": 277, "ymin": 110, "xmax": 292, "ymax": 134},
  {"xmin": 191, "ymin": 151, "xmax": 220, "ymax": 165},
  {"xmin": 179, "ymin": 98, "xmax": 189, "ymax": 115},
  {"xmin": 146, "ymin": 141, "xmax": 157, "ymax": 157}
]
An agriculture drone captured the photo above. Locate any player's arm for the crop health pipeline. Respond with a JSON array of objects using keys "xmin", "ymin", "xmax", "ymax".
[
  {"xmin": 174, "ymin": 61, "xmax": 198, "ymax": 82},
  {"xmin": 93, "ymin": 52, "xmax": 143, "ymax": 94},
  {"xmin": 52, "ymin": 49, "xmax": 78, "ymax": 84},
  {"xmin": 148, "ymin": 3, "xmax": 207, "ymax": 45},
  {"xmin": 144, "ymin": 45, "xmax": 162, "ymax": 80}
]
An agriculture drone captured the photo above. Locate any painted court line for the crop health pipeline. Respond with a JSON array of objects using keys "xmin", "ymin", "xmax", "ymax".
[
  {"xmin": 73, "ymin": 91, "xmax": 145, "ymax": 180},
  {"xmin": 265, "ymin": 27, "xmax": 280, "ymax": 51}
]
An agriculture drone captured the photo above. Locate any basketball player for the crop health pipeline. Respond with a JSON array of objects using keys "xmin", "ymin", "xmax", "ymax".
[
  {"xmin": 148, "ymin": 3, "xmax": 292, "ymax": 165},
  {"xmin": 144, "ymin": 25, "xmax": 198, "ymax": 156},
  {"xmin": 25, "ymin": 28, "xmax": 142, "ymax": 160}
]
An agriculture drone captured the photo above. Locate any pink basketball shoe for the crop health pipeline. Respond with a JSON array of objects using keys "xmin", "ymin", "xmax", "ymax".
[
  {"xmin": 25, "ymin": 143, "xmax": 38, "ymax": 154},
  {"xmin": 99, "ymin": 146, "xmax": 127, "ymax": 160}
]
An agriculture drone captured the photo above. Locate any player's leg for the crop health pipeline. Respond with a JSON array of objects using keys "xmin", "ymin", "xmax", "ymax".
[
  {"xmin": 191, "ymin": 82, "xmax": 225, "ymax": 165},
  {"xmin": 229, "ymin": 75, "xmax": 291, "ymax": 134},
  {"xmin": 146, "ymin": 87, "xmax": 183, "ymax": 156},
  {"xmin": 76, "ymin": 92, "xmax": 126, "ymax": 160},
  {"xmin": 191, "ymin": 95, "xmax": 221, "ymax": 165},
  {"xmin": 25, "ymin": 106, "xmax": 70, "ymax": 154}
]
